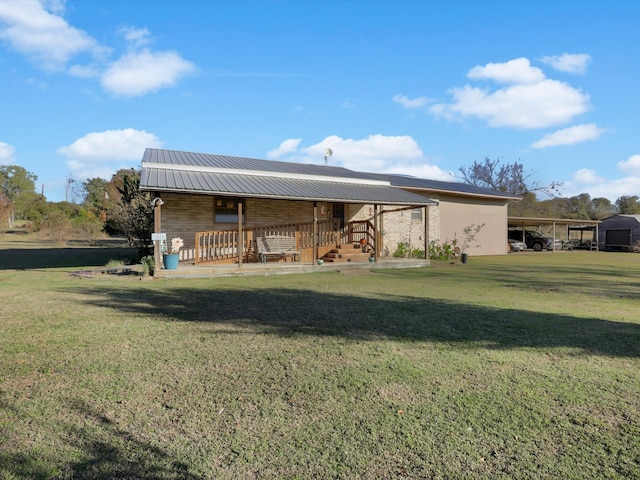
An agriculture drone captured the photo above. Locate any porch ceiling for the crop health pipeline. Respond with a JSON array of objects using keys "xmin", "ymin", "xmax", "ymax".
[{"xmin": 141, "ymin": 165, "xmax": 436, "ymax": 206}]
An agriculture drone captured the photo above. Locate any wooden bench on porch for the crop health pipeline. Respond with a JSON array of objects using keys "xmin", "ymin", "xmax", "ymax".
[{"xmin": 256, "ymin": 235, "xmax": 300, "ymax": 263}]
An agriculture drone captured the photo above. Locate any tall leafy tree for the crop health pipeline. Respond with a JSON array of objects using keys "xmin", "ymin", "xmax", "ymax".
[
  {"xmin": 567, "ymin": 193, "xmax": 592, "ymax": 220},
  {"xmin": 615, "ymin": 195, "xmax": 640, "ymax": 214},
  {"xmin": 0, "ymin": 165, "xmax": 37, "ymax": 228},
  {"xmin": 82, "ymin": 177, "xmax": 110, "ymax": 210},
  {"xmin": 589, "ymin": 197, "xmax": 615, "ymax": 220}
]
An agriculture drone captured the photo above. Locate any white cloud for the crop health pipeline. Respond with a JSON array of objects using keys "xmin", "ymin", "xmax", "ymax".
[
  {"xmin": 0, "ymin": 141, "xmax": 16, "ymax": 163},
  {"xmin": 430, "ymin": 57, "xmax": 591, "ymax": 130},
  {"xmin": 571, "ymin": 168, "xmax": 605, "ymax": 184},
  {"xmin": 564, "ymin": 176, "xmax": 640, "ymax": 202},
  {"xmin": 392, "ymin": 94, "xmax": 431, "ymax": 109},
  {"xmin": 539, "ymin": 53, "xmax": 591, "ymax": 75},
  {"xmin": 563, "ymin": 160, "xmax": 640, "ymax": 201},
  {"xmin": 118, "ymin": 25, "xmax": 152, "ymax": 49},
  {"xmin": 267, "ymin": 138, "xmax": 302, "ymax": 159},
  {"xmin": 58, "ymin": 128, "xmax": 162, "ymax": 179},
  {"xmin": 68, "ymin": 64, "xmax": 100, "ymax": 78},
  {"xmin": 531, "ymin": 123, "xmax": 605, "ymax": 149},
  {"xmin": 0, "ymin": 2, "xmax": 195, "ymax": 96},
  {"xmin": 468, "ymin": 57, "xmax": 545, "ymax": 84},
  {"xmin": 101, "ymin": 49, "xmax": 197, "ymax": 97},
  {"xmin": 617, "ymin": 154, "xmax": 640, "ymax": 175},
  {"xmin": 267, "ymin": 134, "xmax": 451, "ymax": 181},
  {"xmin": 0, "ymin": 0, "xmax": 105, "ymax": 71}
]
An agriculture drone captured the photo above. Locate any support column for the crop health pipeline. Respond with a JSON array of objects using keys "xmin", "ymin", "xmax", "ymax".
[
  {"xmin": 152, "ymin": 197, "xmax": 164, "ymax": 273},
  {"xmin": 238, "ymin": 202, "xmax": 243, "ymax": 268},
  {"xmin": 313, "ymin": 202, "xmax": 318, "ymax": 263},
  {"xmin": 373, "ymin": 204, "xmax": 379, "ymax": 260},
  {"xmin": 424, "ymin": 205, "xmax": 429, "ymax": 260}
]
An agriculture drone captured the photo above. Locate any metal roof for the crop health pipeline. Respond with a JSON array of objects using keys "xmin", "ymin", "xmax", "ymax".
[
  {"xmin": 508, "ymin": 216, "xmax": 601, "ymax": 226},
  {"xmin": 362, "ymin": 172, "xmax": 520, "ymax": 200},
  {"xmin": 143, "ymin": 147, "xmax": 375, "ymax": 180},
  {"xmin": 140, "ymin": 148, "xmax": 436, "ymax": 206}
]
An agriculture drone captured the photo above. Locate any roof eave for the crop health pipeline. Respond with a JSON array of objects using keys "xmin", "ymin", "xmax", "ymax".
[{"xmin": 140, "ymin": 185, "xmax": 437, "ymax": 207}]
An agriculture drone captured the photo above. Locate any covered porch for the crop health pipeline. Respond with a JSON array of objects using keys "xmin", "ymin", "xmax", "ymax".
[
  {"xmin": 141, "ymin": 148, "xmax": 437, "ymax": 271},
  {"xmin": 151, "ymin": 196, "xmax": 433, "ymax": 270}
]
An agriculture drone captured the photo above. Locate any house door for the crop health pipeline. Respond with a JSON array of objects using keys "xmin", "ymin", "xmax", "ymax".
[{"xmin": 332, "ymin": 203, "xmax": 344, "ymax": 228}]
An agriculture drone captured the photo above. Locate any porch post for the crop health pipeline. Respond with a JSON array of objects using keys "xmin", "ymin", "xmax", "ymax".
[
  {"xmin": 424, "ymin": 205, "xmax": 429, "ymax": 260},
  {"xmin": 373, "ymin": 204, "xmax": 379, "ymax": 260},
  {"xmin": 313, "ymin": 202, "xmax": 318, "ymax": 263},
  {"xmin": 238, "ymin": 202, "xmax": 243, "ymax": 268},
  {"xmin": 152, "ymin": 197, "xmax": 163, "ymax": 273}
]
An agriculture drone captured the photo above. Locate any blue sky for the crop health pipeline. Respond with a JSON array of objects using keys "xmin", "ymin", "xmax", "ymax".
[{"xmin": 1, "ymin": 0, "xmax": 639, "ymax": 203}]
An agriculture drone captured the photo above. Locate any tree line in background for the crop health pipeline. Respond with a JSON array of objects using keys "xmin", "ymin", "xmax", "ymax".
[
  {"xmin": 459, "ymin": 157, "xmax": 640, "ymax": 219},
  {"xmin": 1, "ymin": 158, "xmax": 639, "ymax": 248},
  {"xmin": 0, "ymin": 165, "xmax": 152, "ymax": 255}
]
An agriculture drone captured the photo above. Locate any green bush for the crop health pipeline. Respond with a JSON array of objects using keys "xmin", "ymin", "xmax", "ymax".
[
  {"xmin": 393, "ymin": 242, "xmax": 410, "ymax": 258},
  {"xmin": 141, "ymin": 255, "xmax": 155, "ymax": 276},
  {"xmin": 393, "ymin": 242, "xmax": 426, "ymax": 259},
  {"xmin": 428, "ymin": 240, "xmax": 457, "ymax": 261}
]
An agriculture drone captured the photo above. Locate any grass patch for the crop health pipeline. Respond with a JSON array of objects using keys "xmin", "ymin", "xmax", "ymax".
[{"xmin": 1, "ymin": 245, "xmax": 639, "ymax": 478}]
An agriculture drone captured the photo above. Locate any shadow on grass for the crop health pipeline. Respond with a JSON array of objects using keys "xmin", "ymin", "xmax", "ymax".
[
  {"xmin": 383, "ymin": 260, "xmax": 640, "ymax": 300},
  {"xmin": 74, "ymin": 284, "xmax": 640, "ymax": 358},
  {"xmin": 0, "ymin": 247, "xmax": 136, "ymax": 270},
  {"xmin": 476, "ymin": 263, "xmax": 640, "ymax": 299},
  {"xmin": 0, "ymin": 394, "xmax": 201, "ymax": 480}
]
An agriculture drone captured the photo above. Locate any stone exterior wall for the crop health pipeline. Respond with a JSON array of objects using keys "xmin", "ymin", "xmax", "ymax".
[
  {"xmin": 158, "ymin": 193, "xmax": 321, "ymax": 260},
  {"xmin": 345, "ymin": 201, "xmax": 439, "ymax": 258}
]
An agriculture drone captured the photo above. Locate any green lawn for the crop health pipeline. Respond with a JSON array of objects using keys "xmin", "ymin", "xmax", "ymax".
[{"xmin": 1, "ymin": 241, "xmax": 639, "ymax": 479}]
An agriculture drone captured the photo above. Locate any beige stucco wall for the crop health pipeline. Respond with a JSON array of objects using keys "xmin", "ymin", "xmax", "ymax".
[{"xmin": 436, "ymin": 194, "xmax": 509, "ymax": 256}]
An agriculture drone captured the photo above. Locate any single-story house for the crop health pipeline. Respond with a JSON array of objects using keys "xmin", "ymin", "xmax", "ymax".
[
  {"xmin": 139, "ymin": 148, "xmax": 517, "ymax": 265},
  {"xmin": 598, "ymin": 215, "xmax": 640, "ymax": 251}
]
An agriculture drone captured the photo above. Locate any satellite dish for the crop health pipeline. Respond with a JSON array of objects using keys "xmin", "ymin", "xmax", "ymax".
[{"xmin": 324, "ymin": 148, "xmax": 333, "ymax": 167}]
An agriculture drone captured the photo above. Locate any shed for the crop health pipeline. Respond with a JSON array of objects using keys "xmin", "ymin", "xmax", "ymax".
[{"xmin": 598, "ymin": 215, "xmax": 640, "ymax": 251}]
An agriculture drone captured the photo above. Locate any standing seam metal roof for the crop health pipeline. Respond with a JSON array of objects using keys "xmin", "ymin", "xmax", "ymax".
[{"xmin": 140, "ymin": 149, "xmax": 436, "ymax": 206}]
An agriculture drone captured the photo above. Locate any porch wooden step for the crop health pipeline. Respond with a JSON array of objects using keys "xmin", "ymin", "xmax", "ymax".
[
  {"xmin": 335, "ymin": 243, "xmax": 362, "ymax": 251},
  {"xmin": 323, "ymin": 248, "xmax": 372, "ymax": 263}
]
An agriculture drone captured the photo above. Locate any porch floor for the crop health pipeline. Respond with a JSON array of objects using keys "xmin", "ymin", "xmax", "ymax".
[{"xmin": 154, "ymin": 257, "xmax": 429, "ymax": 279}]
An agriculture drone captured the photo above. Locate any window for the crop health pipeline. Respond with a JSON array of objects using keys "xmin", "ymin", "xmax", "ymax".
[
  {"xmin": 215, "ymin": 197, "xmax": 245, "ymax": 223},
  {"xmin": 411, "ymin": 208, "xmax": 422, "ymax": 221}
]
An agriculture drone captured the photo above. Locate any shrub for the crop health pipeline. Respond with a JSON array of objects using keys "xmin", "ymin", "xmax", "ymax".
[
  {"xmin": 428, "ymin": 240, "xmax": 457, "ymax": 261},
  {"xmin": 141, "ymin": 255, "xmax": 155, "ymax": 276},
  {"xmin": 393, "ymin": 242, "xmax": 411, "ymax": 258}
]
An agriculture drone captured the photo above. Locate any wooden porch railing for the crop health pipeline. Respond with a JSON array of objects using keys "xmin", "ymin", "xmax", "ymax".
[
  {"xmin": 195, "ymin": 219, "xmax": 342, "ymax": 264},
  {"xmin": 346, "ymin": 220, "xmax": 375, "ymax": 250},
  {"xmin": 195, "ymin": 229, "xmax": 251, "ymax": 264}
]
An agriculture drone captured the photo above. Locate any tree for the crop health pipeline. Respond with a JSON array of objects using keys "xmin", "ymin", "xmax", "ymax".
[
  {"xmin": 615, "ymin": 195, "xmax": 640, "ymax": 214},
  {"xmin": 0, "ymin": 165, "xmax": 38, "ymax": 228},
  {"xmin": 459, "ymin": 157, "xmax": 562, "ymax": 197},
  {"xmin": 567, "ymin": 193, "xmax": 592, "ymax": 220},
  {"xmin": 0, "ymin": 192, "xmax": 11, "ymax": 228},
  {"xmin": 82, "ymin": 177, "xmax": 110, "ymax": 210},
  {"xmin": 589, "ymin": 197, "xmax": 615, "ymax": 220},
  {"xmin": 108, "ymin": 169, "xmax": 153, "ymax": 254}
]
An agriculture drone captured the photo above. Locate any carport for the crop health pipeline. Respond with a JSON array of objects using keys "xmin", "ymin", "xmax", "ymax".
[{"xmin": 508, "ymin": 217, "xmax": 601, "ymax": 251}]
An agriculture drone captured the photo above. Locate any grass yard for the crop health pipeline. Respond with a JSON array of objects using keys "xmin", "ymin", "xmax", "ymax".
[{"xmin": 1, "ymin": 236, "xmax": 639, "ymax": 479}]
